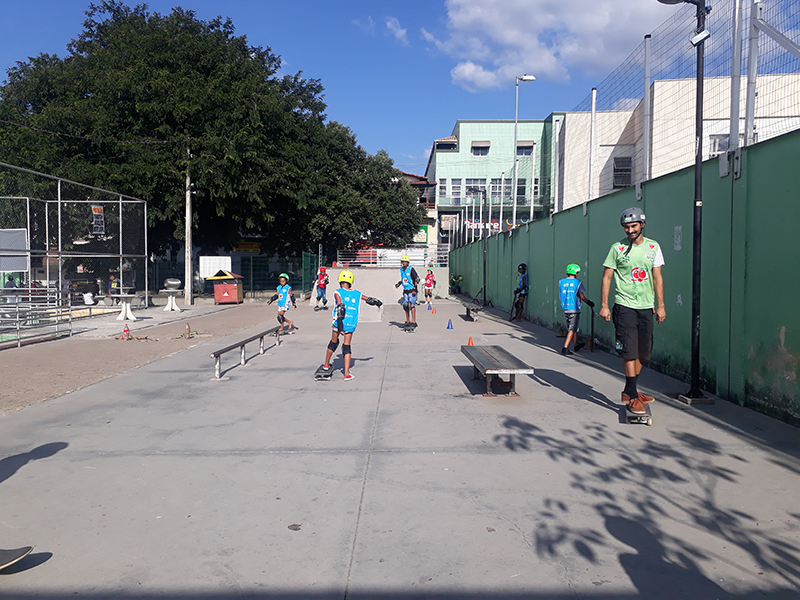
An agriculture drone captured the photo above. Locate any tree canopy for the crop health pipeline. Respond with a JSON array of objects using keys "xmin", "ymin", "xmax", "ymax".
[{"xmin": 0, "ymin": 1, "xmax": 424, "ymax": 255}]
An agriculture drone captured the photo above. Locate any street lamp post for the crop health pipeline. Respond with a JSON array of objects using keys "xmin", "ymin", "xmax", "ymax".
[
  {"xmin": 657, "ymin": 0, "xmax": 710, "ymax": 400},
  {"xmin": 468, "ymin": 186, "xmax": 488, "ymax": 306},
  {"xmin": 512, "ymin": 75, "xmax": 535, "ymax": 230}
]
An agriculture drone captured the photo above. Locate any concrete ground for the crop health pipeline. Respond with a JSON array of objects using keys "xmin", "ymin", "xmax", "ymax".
[{"xmin": 0, "ymin": 297, "xmax": 799, "ymax": 599}]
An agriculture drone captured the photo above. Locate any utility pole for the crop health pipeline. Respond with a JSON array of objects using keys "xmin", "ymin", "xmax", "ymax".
[{"xmin": 184, "ymin": 148, "xmax": 193, "ymax": 306}]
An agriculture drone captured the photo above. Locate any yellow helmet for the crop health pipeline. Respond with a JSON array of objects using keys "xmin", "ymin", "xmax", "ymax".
[
  {"xmin": 338, "ymin": 270, "xmax": 354, "ymax": 284},
  {"xmin": 400, "ymin": 255, "xmax": 410, "ymax": 263}
]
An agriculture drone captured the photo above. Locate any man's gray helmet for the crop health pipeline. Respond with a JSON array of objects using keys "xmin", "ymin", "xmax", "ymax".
[{"xmin": 620, "ymin": 207, "xmax": 646, "ymax": 225}]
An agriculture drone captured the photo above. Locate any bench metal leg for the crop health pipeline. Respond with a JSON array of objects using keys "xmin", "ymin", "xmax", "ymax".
[
  {"xmin": 240, "ymin": 345, "xmax": 246, "ymax": 366},
  {"xmin": 486, "ymin": 375, "xmax": 493, "ymax": 396},
  {"xmin": 510, "ymin": 374, "xmax": 517, "ymax": 396},
  {"xmin": 215, "ymin": 357, "xmax": 221, "ymax": 380}
]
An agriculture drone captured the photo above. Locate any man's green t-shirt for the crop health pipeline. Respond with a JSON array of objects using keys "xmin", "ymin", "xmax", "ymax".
[{"xmin": 603, "ymin": 236, "xmax": 665, "ymax": 310}]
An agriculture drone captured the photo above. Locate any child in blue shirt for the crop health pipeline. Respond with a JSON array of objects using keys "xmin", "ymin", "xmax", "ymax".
[
  {"xmin": 268, "ymin": 273, "xmax": 296, "ymax": 334},
  {"xmin": 511, "ymin": 263, "xmax": 529, "ymax": 321},
  {"xmin": 558, "ymin": 264, "xmax": 594, "ymax": 355},
  {"xmin": 321, "ymin": 270, "xmax": 382, "ymax": 381}
]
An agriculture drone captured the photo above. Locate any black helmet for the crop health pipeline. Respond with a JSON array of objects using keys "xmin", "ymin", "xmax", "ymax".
[
  {"xmin": 518, "ymin": 263, "xmax": 527, "ymax": 271},
  {"xmin": 620, "ymin": 207, "xmax": 646, "ymax": 225}
]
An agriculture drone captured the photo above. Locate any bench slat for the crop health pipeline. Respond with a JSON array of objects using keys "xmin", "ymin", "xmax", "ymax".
[{"xmin": 461, "ymin": 345, "xmax": 534, "ymax": 375}]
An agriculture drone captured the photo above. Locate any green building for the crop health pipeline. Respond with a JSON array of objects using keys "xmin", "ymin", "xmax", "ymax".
[{"xmin": 423, "ymin": 116, "xmax": 563, "ymax": 249}]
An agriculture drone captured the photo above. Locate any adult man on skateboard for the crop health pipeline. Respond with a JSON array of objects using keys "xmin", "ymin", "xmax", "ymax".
[{"xmin": 599, "ymin": 207, "xmax": 666, "ymax": 415}]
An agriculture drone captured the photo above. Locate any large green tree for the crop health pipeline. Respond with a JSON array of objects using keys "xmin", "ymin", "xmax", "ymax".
[{"xmin": 0, "ymin": 1, "xmax": 423, "ymax": 254}]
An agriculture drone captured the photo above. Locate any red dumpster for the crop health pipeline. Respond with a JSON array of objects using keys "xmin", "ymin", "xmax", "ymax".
[{"xmin": 206, "ymin": 270, "xmax": 244, "ymax": 304}]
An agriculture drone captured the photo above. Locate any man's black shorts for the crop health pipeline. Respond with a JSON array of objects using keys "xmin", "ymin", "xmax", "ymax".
[{"xmin": 612, "ymin": 304, "xmax": 654, "ymax": 360}]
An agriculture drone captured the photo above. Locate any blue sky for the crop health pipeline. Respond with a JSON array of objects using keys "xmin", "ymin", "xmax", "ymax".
[{"xmin": 0, "ymin": 0, "xmax": 684, "ymax": 174}]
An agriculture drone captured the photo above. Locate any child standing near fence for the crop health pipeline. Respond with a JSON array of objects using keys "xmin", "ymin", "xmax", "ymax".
[{"xmin": 558, "ymin": 264, "xmax": 594, "ymax": 355}]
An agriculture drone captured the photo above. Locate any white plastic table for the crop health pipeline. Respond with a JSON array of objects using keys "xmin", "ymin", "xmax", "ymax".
[
  {"xmin": 160, "ymin": 289, "xmax": 182, "ymax": 312},
  {"xmin": 115, "ymin": 293, "xmax": 138, "ymax": 321}
]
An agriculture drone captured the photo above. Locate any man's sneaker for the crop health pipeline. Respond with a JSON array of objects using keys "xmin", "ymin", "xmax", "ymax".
[
  {"xmin": 561, "ymin": 347, "xmax": 573, "ymax": 356},
  {"xmin": 638, "ymin": 392, "xmax": 655, "ymax": 404},
  {"xmin": 574, "ymin": 341, "xmax": 586, "ymax": 353},
  {"xmin": 343, "ymin": 373, "xmax": 355, "ymax": 381},
  {"xmin": 621, "ymin": 392, "xmax": 632, "ymax": 404},
  {"xmin": 628, "ymin": 397, "xmax": 647, "ymax": 414},
  {"xmin": 411, "ymin": 322, "xmax": 418, "ymax": 328}
]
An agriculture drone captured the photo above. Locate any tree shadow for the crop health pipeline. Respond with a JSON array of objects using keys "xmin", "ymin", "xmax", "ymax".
[
  {"xmin": 0, "ymin": 442, "xmax": 68, "ymax": 485},
  {"xmin": 492, "ymin": 416, "xmax": 800, "ymax": 594}
]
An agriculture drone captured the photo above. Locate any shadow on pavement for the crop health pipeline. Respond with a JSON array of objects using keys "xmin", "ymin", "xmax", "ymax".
[
  {"xmin": 0, "ymin": 443, "xmax": 68, "ymax": 485},
  {"xmin": 492, "ymin": 416, "xmax": 800, "ymax": 598}
]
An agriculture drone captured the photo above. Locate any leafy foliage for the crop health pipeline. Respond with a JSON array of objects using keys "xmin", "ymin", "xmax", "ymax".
[{"xmin": 0, "ymin": 1, "xmax": 423, "ymax": 254}]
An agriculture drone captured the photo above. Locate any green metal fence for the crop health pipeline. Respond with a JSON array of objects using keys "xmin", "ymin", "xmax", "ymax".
[{"xmin": 451, "ymin": 128, "xmax": 800, "ymax": 424}]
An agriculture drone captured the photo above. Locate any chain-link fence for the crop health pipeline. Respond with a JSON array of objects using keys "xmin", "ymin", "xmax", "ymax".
[
  {"xmin": 557, "ymin": 0, "xmax": 800, "ymax": 211},
  {"xmin": 0, "ymin": 162, "xmax": 148, "ymax": 304}
]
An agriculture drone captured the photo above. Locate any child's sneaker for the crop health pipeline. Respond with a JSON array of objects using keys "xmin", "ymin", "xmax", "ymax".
[
  {"xmin": 574, "ymin": 341, "xmax": 586, "ymax": 352},
  {"xmin": 343, "ymin": 373, "xmax": 355, "ymax": 381},
  {"xmin": 561, "ymin": 347, "xmax": 573, "ymax": 356}
]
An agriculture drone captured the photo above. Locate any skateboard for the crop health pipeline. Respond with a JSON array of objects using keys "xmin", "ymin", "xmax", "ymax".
[
  {"xmin": 0, "ymin": 547, "xmax": 33, "ymax": 571},
  {"xmin": 402, "ymin": 322, "xmax": 417, "ymax": 333},
  {"xmin": 314, "ymin": 364, "xmax": 333, "ymax": 381},
  {"xmin": 626, "ymin": 403, "xmax": 653, "ymax": 426}
]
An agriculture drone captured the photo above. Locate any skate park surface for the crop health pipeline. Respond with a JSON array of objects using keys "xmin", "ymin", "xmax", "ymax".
[{"xmin": 1, "ymin": 296, "xmax": 799, "ymax": 599}]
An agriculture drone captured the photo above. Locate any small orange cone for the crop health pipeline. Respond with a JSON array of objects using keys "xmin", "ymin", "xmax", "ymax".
[
  {"xmin": 431, "ymin": 306, "xmax": 437, "ymax": 314},
  {"xmin": 468, "ymin": 337, "xmax": 474, "ymax": 346}
]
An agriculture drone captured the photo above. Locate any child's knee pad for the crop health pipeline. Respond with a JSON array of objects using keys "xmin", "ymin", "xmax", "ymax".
[
  {"xmin": 327, "ymin": 340, "xmax": 339, "ymax": 352},
  {"xmin": 277, "ymin": 313, "xmax": 285, "ymax": 324},
  {"xmin": 342, "ymin": 344, "xmax": 351, "ymax": 356}
]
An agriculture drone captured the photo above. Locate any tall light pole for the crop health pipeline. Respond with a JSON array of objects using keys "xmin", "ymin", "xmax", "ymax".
[
  {"xmin": 467, "ymin": 186, "xmax": 488, "ymax": 306},
  {"xmin": 657, "ymin": 0, "xmax": 710, "ymax": 400},
  {"xmin": 512, "ymin": 74, "xmax": 536, "ymax": 230}
]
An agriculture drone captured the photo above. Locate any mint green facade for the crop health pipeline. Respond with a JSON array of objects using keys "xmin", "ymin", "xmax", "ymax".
[
  {"xmin": 425, "ymin": 118, "xmax": 562, "ymax": 247},
  {"xmin": 451, "ymin": 128, "xmax": 800, "ymax": 424}
]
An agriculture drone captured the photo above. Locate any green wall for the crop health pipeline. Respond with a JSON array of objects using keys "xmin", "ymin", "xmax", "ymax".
[{"xmin": 451, "ymin": 129, "xmax": 800, "ymax": 424}]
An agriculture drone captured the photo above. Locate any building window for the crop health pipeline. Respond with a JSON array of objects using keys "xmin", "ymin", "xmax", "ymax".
[
  {"xmin": 491, "ymin": 179, "xmax": 512, "ymax": 200},
  {"xmin": 465, "ymin": 179, "xmax": 486, "ymax": 203},
  {"xmin": 452, "ymin": 178, "xmax": 461, "ymax": 205},
  {"xmin": 472, "ymin": 146, "xmax": 489, "ymax": 157},
  {"xmin": 436, "ymin": 141, "xmax": 457, "ymax": 151},
  {"xmin": 517, "ymin": 145, "xmax": 533, "ymax": 156},
  {"xmin": 613, "ymin": 157, "xmax": 633, "ymax": 188},
  {"xmin": 516, "ymin": 178, "xmax": 526, "ymax": 201},
  {"xmin": 439, "ymin": 178, "xmax": 446, "ymax": 196},
  {"xmin": 533, "ymin": 178, "xmax": 539, "ymax": 197}
]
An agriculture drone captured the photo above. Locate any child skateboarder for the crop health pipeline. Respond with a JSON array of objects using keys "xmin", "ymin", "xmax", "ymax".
[
  {"xmin": 423, "ymin": 269, "xmax": 436, "ymax": 308},
  {"xmin": 314, "ymin": 266, "xmax": 329, "ymax": 311},
  {"xmin": 558, "ymin": 264, "xmax": 594, "ymax": 355},
  {"xmin": 395, "ymin": 255, "xmax": 420, "ymax": 329},
  {"xmin": 317, "ymin": 270, "xmax": 382, "ymax": 381},
  {"xmin": 267, "ymin": 273, "xmax": 296, "ymax": 334},
  {"xmin": 510, "ymin": 263, "xmax": 529, "ymax": 321}
]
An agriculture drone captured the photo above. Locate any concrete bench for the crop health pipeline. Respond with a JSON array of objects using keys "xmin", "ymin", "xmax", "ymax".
[
  {"xmin": 461, "ymin": 345, "xmax": 534, "ymax": 397},
  {"xmin": 460, "ymin": 301, "xmax": 483, "ymax": 321}
]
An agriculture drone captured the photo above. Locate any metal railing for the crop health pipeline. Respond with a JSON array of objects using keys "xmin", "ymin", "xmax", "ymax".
[
  {"xmin": 209, "ymin": 326, "xmax": 283, "ymax": 379},
  {"xmin": 0, "ymin": 288, "xmax": 73, "ymax": 349},
  {"xmin": 336, "ymin": 245, "xmax": 449, "ymax": 267}
]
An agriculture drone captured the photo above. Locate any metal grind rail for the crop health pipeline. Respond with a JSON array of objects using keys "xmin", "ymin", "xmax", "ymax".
[
  {"xmin": 209, "ymin": 326, "xmax": 283, "ymax": 379},
  {"xmin": 0, "ymin": 288, "xmax": 74, "ymax": 349}
]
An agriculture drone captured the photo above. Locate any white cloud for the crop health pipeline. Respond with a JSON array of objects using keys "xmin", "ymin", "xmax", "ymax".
[
  {"xmin": 352, "ymin": 16, "xmax": 375, "ymax": 35},
  {"xmin": 423, "ymin": 0, "xmax": 680, "ymax": 91},
  {"xmin": 386, "ymin": 17, "xmax": 409, "ymax": 46}
]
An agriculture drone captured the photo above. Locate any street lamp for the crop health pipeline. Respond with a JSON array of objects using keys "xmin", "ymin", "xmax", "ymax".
[
  {"xmin": 467, "ymin": 186, "xmax": 488, "ymax": 306},
  {"xmin": 512, "ymin": 74, "xmax": 536, "ymax": 230},
  {"xmin": 657, "ymin": 0, "xmax": 710, "ymax": 401}
]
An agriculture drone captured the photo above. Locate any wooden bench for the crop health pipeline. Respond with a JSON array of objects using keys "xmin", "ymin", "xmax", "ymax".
[
  {"xmin": 461, "ymin": 345, "xmax": 534, "ymax": 396},
  {"xmin": 460, "ymin": 301, "xmax": 483, "ymax": 321}
]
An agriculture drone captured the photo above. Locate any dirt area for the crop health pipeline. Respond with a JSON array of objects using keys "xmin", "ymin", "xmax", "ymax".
[{"xmin": 0, "ymin": 304, "xmax": 269, "ymax": 416}]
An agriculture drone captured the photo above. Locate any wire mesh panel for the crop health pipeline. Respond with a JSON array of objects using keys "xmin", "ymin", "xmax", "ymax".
[
  {"xmin": 0, "ymin": 162, "xmax": 148, "ymax": 301},
  {"xmin": 558, "ymin": 0, "xmax": 800, "ymax": 212}
]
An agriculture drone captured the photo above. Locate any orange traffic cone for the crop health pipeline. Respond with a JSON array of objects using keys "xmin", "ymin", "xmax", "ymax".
[
  {"xmin": 468, "ymin": 337, "xmax": 474, "ymax": 346},
  {"xmin": 431, "ymin": 306, "xmax": 437, "ymax": 315}
]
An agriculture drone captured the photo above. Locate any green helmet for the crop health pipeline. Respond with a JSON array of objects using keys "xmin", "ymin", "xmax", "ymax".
[
  {"xmin": 566, "ymin": 264, "xmax": 581, "ymax": 275},
  {"xmin": 279, "ymin": 273, "xmax": 289, "ymax": 281}
]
